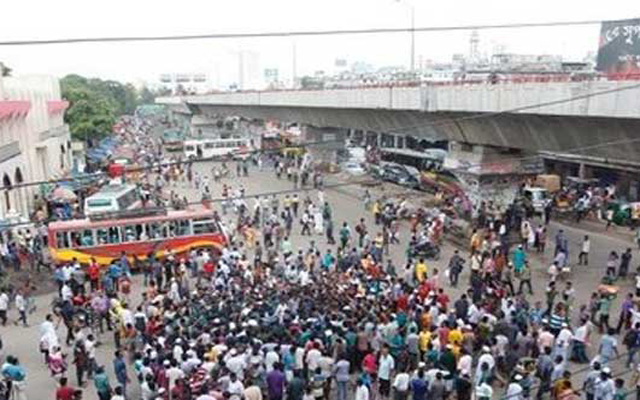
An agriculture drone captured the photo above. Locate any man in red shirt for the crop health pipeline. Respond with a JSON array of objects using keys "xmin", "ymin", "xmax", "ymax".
[
  {"xmin": 55, "ymin": 377, "xmax": 75, "ymax": 400},
  {"xmin": 87, "ymin": 258, "xmax": 100, "ymax": 292}
]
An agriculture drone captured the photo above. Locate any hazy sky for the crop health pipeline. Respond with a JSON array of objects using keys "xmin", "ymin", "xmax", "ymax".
[{"xmin": 1, "ymin": 0, "xmax": 638, "ymax": 87}]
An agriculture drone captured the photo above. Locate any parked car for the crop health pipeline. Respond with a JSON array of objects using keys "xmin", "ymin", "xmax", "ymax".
[
  {"xmin": 381, "ymin": 164, "xmax": 420, "ymax": 189},
  {"xmin": 341, "ymin": 161, "xmax": 366, "ymax": 176}
]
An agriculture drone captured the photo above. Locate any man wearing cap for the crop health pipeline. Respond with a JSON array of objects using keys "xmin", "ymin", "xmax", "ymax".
[
  {"xmin": 506, "ymin": 375, "xmax": 524, "ymax": 400},
  {"xmin": 583, "ymin": 362, "xmax": 601, "ymax": 400},
  {"xmin": 475, "ymin": 347, "xmax": 495, "ymax": 384},
  {"xmin": 595, "ymin": 368, "xmax": 615, "ymax": 400}
]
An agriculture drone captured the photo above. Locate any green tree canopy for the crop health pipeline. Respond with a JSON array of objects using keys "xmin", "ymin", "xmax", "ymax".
[{"xmin": 61, "ymin": 75, "xmax": 140, "ymax": 143}]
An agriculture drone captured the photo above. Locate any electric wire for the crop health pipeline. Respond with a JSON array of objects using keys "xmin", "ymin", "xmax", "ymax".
[
  {"xmin": 1, "ymin": 178, "xmax": 377, "ymax": 230},
  {"xmin": 0, "ymin": 20, "xmax": 605, "ymax": 46}
]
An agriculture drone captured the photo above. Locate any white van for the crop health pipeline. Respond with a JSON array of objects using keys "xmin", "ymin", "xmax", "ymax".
[
  {"xmin": 84, "ymin": 184, "xmax": 140, "ymax": 216},
  {"xmin": 523, "ymin": 187, "xmax": 551, "ymax": 214}
]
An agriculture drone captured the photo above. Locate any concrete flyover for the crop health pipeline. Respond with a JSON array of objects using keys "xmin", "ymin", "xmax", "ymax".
[{"xmin": 157, "ymin": 80, "xmax": 640, "ymax": 163}]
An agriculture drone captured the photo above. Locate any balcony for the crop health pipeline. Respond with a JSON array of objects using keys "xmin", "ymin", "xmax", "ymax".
[
  {"xmin": 0, "ymin": 141, "xmax": 20, "ymax": 164},
  {"xmin": 39, "ymin": 124, "xmax": 70, "ymax": 142}
]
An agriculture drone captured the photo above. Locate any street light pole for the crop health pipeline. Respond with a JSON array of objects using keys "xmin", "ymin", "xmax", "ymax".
[
  {"xmin": 396, "ymin": 0, "xmax": 415, "ymax": 73},
  {"xmin": 410, "ymin": 4, "xmax": 415, "ymax": 73}
]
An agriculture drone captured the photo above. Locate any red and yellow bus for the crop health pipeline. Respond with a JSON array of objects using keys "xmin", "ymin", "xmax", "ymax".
[{"xmin": 47, "ymin": 207, "xmax": 227, "ymax": 265}]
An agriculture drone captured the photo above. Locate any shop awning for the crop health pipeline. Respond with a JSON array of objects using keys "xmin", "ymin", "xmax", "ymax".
[
  {"xmin": 0, "ymin": 101, "xmax": 30, "ymax": 121},
  {"xmin": 47, "ymin": 100, "xmax": 69, "ymax": 116}
]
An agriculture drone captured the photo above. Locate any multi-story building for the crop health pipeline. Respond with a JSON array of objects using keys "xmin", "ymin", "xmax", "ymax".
[
  {"xmin": 0, "ymin": 74, "xmax": 70, "ymax": 218},
  {"xmin": 158, "ymin": 73, "xmax": 211, "ymax": 94}
]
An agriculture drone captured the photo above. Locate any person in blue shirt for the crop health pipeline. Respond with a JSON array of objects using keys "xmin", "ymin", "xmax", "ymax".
[
  {"xmin": 119, "ymin": 252, "xmax": 131, "ymax": 277},
  {"xmin": 1, "ymin": 355, "xmax": 27, "ymax": 400},
  {"xmin": 322, "ymin": 249, "xmax": 335, "ymax": 271},
  {"xmin": 411, "ymin": 369, "xmax": 428, "ymax": 400},
  {"xmin": 108, "ymin": 262, "xmax": 122, "ymax": 292},
  {"xmin": 512, "ymin": 245, "xmax": 526, "ymax": 274},
  {"xmin": 54, "ymin": 266, "xmax": 65, "ymax": 295},
  {"xmin": 112, "ymin": 350, "xmax": 128, "ymax": 397},
  {"xmin": 93, "ymin": 365, "xmax": 111, "ymax": 400}
]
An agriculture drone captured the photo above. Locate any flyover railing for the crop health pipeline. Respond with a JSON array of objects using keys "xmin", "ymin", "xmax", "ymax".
[{"xmin": 181, "ymin": 72, "xmax": 640, "ymax": 97}]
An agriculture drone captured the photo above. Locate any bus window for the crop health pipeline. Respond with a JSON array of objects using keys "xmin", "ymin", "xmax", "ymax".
[
  {"xmin": 204, "ymin": 142, "xmax": 215, "ymax": 149},
  {"xmin": 80, "ymin": 230, "xmax": 94, "ymax": 247},
  {"xmin": 169, "ymin": 220, "xmax": 192, "ymax": 237},
  {"xmin": 178, "ymin": 220, "xmax": 191, "ymax": 236},
  {"xmin": 146, "ymin": 222, "xmax": 167, "ymax": 239},
  {"xmin": 168, "ymin": 221, "xmax": 177, "ymax": 237},
  {"xmin": 108, "ymin": 227, "xmax": 121, "ymax": 244},
  {"xmin": 70, "ymin": 231, "xmax": 82, "ymax": 248},
  {"xmin": 123, "ymin": 224, "xmax": 143, "ymax": 242},
  {"xmin": 96, "ymin": 228, "xmax": 109, "ymax": 244},
  {"xmin": 56, "ymin": 232, "xmax": 70, "ymax": 249},
  {"xmin": 192, "ymin": 219, "xmax": 218, "ymax": 234}
]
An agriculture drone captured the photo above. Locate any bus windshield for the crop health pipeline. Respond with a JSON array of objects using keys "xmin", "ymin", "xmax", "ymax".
[{"xmin": 379, "ymin": 148, "xmax": 445, "ymax": 172}]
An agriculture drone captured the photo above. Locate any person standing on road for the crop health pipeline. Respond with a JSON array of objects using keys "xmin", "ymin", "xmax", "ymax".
[
  {"xmin": 1, "ymin": 355, "xmax": 27, "ymax": 400},
  {"xmin": 55, "ymin": 377, "xmax": 76, "ymax": 400},
  {"xmin": 0, "ymin": 289, "xmax": 9, "ymax": 326},
  {"xmin": 112, "ymin": 351, "xmax": 129, "ymax": 397},
  {"xmin": 339, "ymin": 223, "xmax": 351, "ymax": 251},
  {"xmin": 378, "ymin": 345, "xmax": 395, "ymax": 400},
  {"xmin": 619, "ymin": 248, "xmax": 633, "ymax": 278},
  {"xmin": 578, "ymin": 235, "xmax": 591, "ymax": 266},
  {"xmin": 446, "ymin": 250, "xmax": 463, "ymax": 287},
  {"xmin": 333, "ymin": 355, "xmax": 350, "ymax": 400},
  {"xmin": 518, "ymin": 261, "xmax": 534, "ymax": 296},
  {"xmin": 14, "ymin": 289, "xmax": 27, "ymax": 327}
]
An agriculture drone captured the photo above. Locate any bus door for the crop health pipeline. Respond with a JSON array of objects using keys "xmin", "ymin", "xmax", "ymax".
[{"xmin": 196, "ymin": 144, "xmax": 204, "ymax": 159}]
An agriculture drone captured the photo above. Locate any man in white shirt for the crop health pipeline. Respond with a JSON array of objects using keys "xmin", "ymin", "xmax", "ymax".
[
  {"xmin": 578, "ymin": 235, "xmax": 590, "ymax": 266},
  {"xmin": 457, "ymin": 349, "xmax": 473, "ymax": 377},
  {"xmin": 14, "ymin": 291, "xmax": 27, "ymax": 327},
  {"xmin": 60, "ymin": 283, "xmax": 73, "ymax": 303},
  {"xmin": 305, "ymin": 344, "xmax": 321, "ymax": 373},
  {"xmin": 571, "ymin": 320, "xmax": 591, "ymax": 363},
  {"xmin": 392, "ymin": 370, "xmax": 410, "ymax": 400},
  {"xmin": 227, "ymin": 372, "xmax": 245, "ymax": 396},
  {"xmin": 378, "ymin": 345, "xmax": 395, "ymax": 399},
  {"xmin": 506, "ymin": 375, "xmax": 524, "ymax": 400},
  {"xmin": 265, "ymin": 347, "xmax": 281, "ymax": 373},
  {"xmin": 166, "ymin": 360, "xmax": 185, "ymax": 392},
  {"xmin": 355, "ymin": 378, "xmax": 370, "ymax": 400},
  {"xmin": 0, "ymin": 290, "xmax": 9, "ymax": 326}
]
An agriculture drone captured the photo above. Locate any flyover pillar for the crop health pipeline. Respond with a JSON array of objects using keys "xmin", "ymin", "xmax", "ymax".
[
  {"xmin": 444, "ymin": 143, "xmax": 544, "ymax": 218},
  {"xmin": 303, "ymin": 125, "xmax": 348, "ymax": 165}
]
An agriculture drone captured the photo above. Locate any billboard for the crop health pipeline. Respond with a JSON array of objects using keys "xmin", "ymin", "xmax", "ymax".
[{"xmin": 596, "ymin": 18, "xmax": 640, "ymax": 75}]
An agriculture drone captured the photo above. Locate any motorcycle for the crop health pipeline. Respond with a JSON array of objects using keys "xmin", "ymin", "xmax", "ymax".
[{"xmin": 408, "ymin": 239, "xmax": 441, "ymax": 260}]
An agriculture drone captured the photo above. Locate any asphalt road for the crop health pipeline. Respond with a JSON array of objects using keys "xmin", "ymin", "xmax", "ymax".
[{"xmin": 3, "ymin": 163, "xmax": 638, "ymax": 399}]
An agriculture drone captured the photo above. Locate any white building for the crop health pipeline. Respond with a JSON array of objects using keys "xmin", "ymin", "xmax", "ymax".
[
  {"xmin": 0, "ymin": 75, "xmax": 71, "ymax": 218},
  {"xmin": 158, "ymin": 73, "xmax": 211, "ymax": 94}
]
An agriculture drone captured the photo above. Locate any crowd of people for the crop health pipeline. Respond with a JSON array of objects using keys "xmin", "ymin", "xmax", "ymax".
[
  {"xmin": 18, "ymin": 158, "xmax": 636, "ymax": 400},
  {"xmin": 1, "ymin": 118, "xmax": 640, "ymax": 400}
]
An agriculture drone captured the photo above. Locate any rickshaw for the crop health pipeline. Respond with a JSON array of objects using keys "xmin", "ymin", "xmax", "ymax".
[{"xmin": 553, "ymin": 192, "xmax": 573, "ymax": 220}]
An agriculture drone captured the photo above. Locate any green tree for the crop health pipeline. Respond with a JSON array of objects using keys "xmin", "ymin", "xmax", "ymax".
[
  {"xmin": 61, "ymin": 74, "xmax": 139, "ymax": 143},
  {"xmin": 64, "ymin": 90, "xmax": 116, "ymax": 142},
  {"xmin": 138, "ymin": 86, "xmax": 156, "ymax": 105}
]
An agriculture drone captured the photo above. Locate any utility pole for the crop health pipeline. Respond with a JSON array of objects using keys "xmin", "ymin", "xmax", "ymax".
[
  {"xmin": 395, "ymin": 0, "xmax": 415, "ymax": 73},
  {"xmin": 410, "ymin": 4, "xmax": 415, "ymax": 73},
  {"xmin": 292, "ymin": 41, "xmax": 297, "ymax": 88}
]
